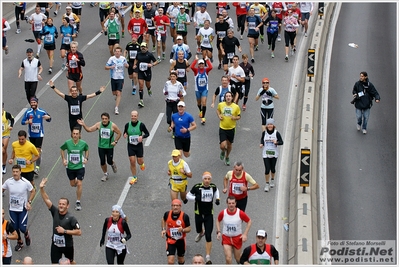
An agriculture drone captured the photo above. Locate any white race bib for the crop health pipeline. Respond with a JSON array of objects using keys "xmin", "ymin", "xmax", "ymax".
[
  {"xmin": 53, "ymin": 234, "xmax": 66, "ymax": 247},
  {"xmin": 200, "ymin": 189, "xmax": 213, "ymax": 202},
  {"xmin": 129, "ymin": 135, "xmax": 139, "ymax": 145},
  {"xmin": 100, "ymin": 128, "xmax": 111, "ymax": 139},
  {"xmin": 69, "ymin": 153, "xmax": 80, "ymax": 164},
  {"xmin": 139, "ymin": 62, "xmax": 148, "ymax": 71},
  {"xmin": 69, "ymin": 59, "xmax": 78, "ymax": 68},
  {"xmin": 31, "ymin": 123, "xmax": 41, "ymax": 133},
  {"xmin": 176, "ymin": 69, "xmax": 185, "ymax": 77},
  {"xmin": 63, "ymin": 36, "xmax": 71, "ymax": 44},
  {"xmin": 232, "ymin": 182, "xmax": 244, "ymax": 194},
  {"xmin": 129, "ymin": 50, "xmax": 137, "ymax": 59},
  {"xmin": 45, "ymin": 34, "xmax": 53, "ymax": 42},
  {"xmin": 34, "ymin": 23, "xmax": 42, "ymax": 31},
  {"xmin": 169, "ymin": 227, "xmax": 183, "ymax": 240},
  {"xmin": 10, "ymin": 195, "xmax": 24, "ymax": 211},
  {"xmin": 70, "ymin": 105, "xmax": 80, "ymax": 115},
  {"xmin": 15, "ymin": 158, "xmax": 26, "ymax": 168}
]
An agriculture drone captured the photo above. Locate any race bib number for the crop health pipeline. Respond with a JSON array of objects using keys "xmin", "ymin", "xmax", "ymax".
[
  {"xmin": 248, "ymin": 22, "xmax": 256, "ymax": 29},
  {"xmin": 266, "ymin": 150, "xmax": 275, "ymax": 155},
  {"xmin": 69, "ymin": 153, "xmax": 80, "ymax": 164},
  {"xmin": 139, "ymin": 62, "xmax": 148, "ymax": 71},
  {"xmin": 169, "ymin": 227, "xmax": 182, "ymax": 240},
  {"xmin": 232, "ymin": 182, "xmax": 244, "ymax": 194},
  {"xmin": 34, "ymin": 23, "xmax": 42, "ymax": 31},
  {"xmin": 157, "ymin": 25, "xmax": 165, "ymax": 32},
  {"xmin": 198, "ymin": 77, "xmax": 206, "ymax": 87},
  {"xmin": 109, "ymin": 33, "xmax": 117, "ymax": 39},
  {"xmin": 240, "ymin": 2, "xmax": 246, "ymax": 8},
  {"xmin": 146, "ymin": 18, "xmax": 153, "ymax": 26},
  {"xmin": 53, "ymin": 234, "xmax": 66, "ymax": 247},
  {"xmin": 223, "ymin": 107, "xmax": 233, "ymax": 116},
  {"xmin": 177, "ymin": 23, "xmax": 185, "ymax": 31},
  {"xmin": 115, "ymin": 63, "xmax": 124, "ymax": 72},
  {"xmin": 358, "ymin": 91, "xmax": 364, "ymax": 97},
  {"xmin": 63, "ymin": 36, "xmax": 71, "ymax": 44},
  {"xmin": 45, "ymin": 34, "xmax": 53, "ymax": 42},
  {"xmin": 107, "ymin": 232, "xmax": 121, "ymax": 244},
  {"xmin": 129, "ymin": 135, "xmax": 139, "ymax": 145},
  {"xmin": 176, "ymin": 69, "xmax": 185, "ymax": 77},
  {"xmin": 201, "ymin": 189, "xmax": 213, "ymax": 202},
  {"xmin": 10, "ymin": 196, "xmax": 23, "ymax": 210},
  {"xmin": 202, "ymin": 38, "xmax": 210, "ymax": 46},
  {"xmin": 70, "ymin": 105, "xmax": 80, "ymax": 115},
  {"xmin": 31, "ymin": 123, "xmax": 41, "ymax": 133},
  {"xmin": 133, "ymin": 25, "xmax": 140, "ymax": 33},
  {"xmin": 16, "ymin": 158, "xmax": 26, "ymax": 168},
  {"xmin": 285, "ymin": 24, "xmax": 293, "ymax": 31},
  {"xmin": 226, "ymin": 224, "xmax": 238, "ymax": 233},
  {"xmin": 218, "ymin": 31, "xmax": 226, "ymax": 39},
  {"xmin": 227, "ymin": 52, "xmax": 234, "ymax": 59},
  {"xmin": 100, "ymin": 128, "xmax": 111, "ymax": 139},
  {"xmin": 69, "ymin": 59, "xmax": 78, "ymax": 68},
  {"xmin": 129, "ymin": 50, "xmax": 137, "ymax": 59}
]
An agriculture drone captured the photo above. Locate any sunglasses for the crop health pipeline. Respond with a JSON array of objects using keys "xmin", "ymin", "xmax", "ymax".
[{"xmin": 263, "ymin": 82, "xmax": 269, "ymax": 84}]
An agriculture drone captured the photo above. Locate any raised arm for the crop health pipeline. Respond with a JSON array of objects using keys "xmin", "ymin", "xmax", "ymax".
[{"xmin": 39, "ymin": 178, "xmax": 53, "ymax": 209}]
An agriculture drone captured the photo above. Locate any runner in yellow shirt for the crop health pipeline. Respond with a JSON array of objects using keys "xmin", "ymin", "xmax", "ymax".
[
  {"xmin": 216, "ymin": 91, "xmax": 240, "ymax": 166},
  {"xmin": 8, "ymin": 130, "xmax": 40, "ymax": 187}
]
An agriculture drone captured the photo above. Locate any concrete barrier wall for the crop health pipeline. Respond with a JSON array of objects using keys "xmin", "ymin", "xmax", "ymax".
[{"xmin": 288, "ymin": 3, "xmax": 337, "ymax": 264}]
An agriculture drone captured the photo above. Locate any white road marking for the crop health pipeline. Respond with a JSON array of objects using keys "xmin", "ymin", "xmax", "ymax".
[{"xmin": 145, "ymin": 113, "xmax": 164, "ymax": 146}]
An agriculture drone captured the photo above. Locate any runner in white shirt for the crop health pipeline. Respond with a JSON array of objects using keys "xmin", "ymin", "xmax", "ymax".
[
  {"xmin": 2, "ymin": 165, "xmax": 35, "ymax": 252},
  {"xmin": 197, "ymin": 20, "xmax": 215, "ymax": 62},
  {"xmin": 28, "ymin": 6, "xmax": 47, "ymax": 58},
  {"xmin": 193, "ymin": 4, "xmax": 212, "ymax": 53}
]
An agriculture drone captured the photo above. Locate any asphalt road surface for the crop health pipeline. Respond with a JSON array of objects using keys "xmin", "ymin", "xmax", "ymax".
[
  {"xmin": 327, "ymin": 1, "xmax": 396, "ymax": 250},
  {"xmin": 2, "ymin": 2, "xmax": 305, "ymax": 264}
]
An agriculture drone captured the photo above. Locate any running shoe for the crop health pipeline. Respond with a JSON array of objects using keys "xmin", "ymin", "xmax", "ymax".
[
  {"xmin": 148, "ymin": 90, "xmax": 153, "ymax": 96},
  {"xmin": 5, "ymin": 47, "xmax": 9, "ymax": 55},
  {"xmin": 199, "ymin": 111, "xmax": 203, "ymax": 118},
  {"xmin": 271, "ymin": 52, "xmax": 274, "ymax": 58},
  {"xmin": 16, "ymin": 29, "xmax": 21, "ymax": 34},
  {"xmin": 25, "ymin": 231, "xmax": 31, "ymax": 246},
  {"xmin": 362, "ymin": 129, "xmax": 367, "ymax": 134},
  {"xmin": 195, "ymin": 231, "xmax": 205, "ymax": 242},
  {"xmin": 242, "ymin": 104, "xmax": 246, "ymax": 111},
  {"xmin": 240, "ymin": 35, "xmax": 243, "ymax": 40},
  {"xmin": 101, "ymin": 174, "xmax": 108, "ymax": 182},
  {"xmin": 34, "ymin": 166, "xmax": 40, "ymax": 176},
  {"xmin": 15, "ymin": 241, "xmax": 24, "ymax": 251},
  {"xmin": 260, "ymin": 34, "xmax": 264, "ymax": 43},
  {"xmin": 225, "ymin": 157, "xmax": 230, "ymax": 166},
  {"xmin": 357, "ymin": 124, "xmax": 361, "ymax": 131},
  {"xmin": 162, "ymin": 54, "xmax": 165, "ymax": 60},
  {"xmin": 201, "ymin": 118, "xmax": 206, "ymax": 125},
  {"xmin": 270, "ymin": 179, "xmax": 275, "ymax": 188},
  {"xmin": 114, "ymin": 107, "xmax": 119, "ymax": 115},
  {"xmin": 2, "ymin": 165, "xmax": 6, "ymax": 174},
  {"xmin": 129, "ymin": 176, "xmax": 138, "ymax": 185},
  {"xmin": 264, "ymin": 183, "xmax": 270, "ymax": 192},
  {"xmin": 285, "ymin": 55, "xmax": 289, "ymax": 61},
  {"xmin": 111, "ymin": 163, "xmax": 117, "ymax": 173},
  {"xmin": 152, "ymin": 46, "xmax": 156, "ymax": 53},
  {"xmin": 218, "ymin": 63, "xmax": 221, "ymax": 70},
  {"xmin": 255, "ymin": 45, "xmax": 258, "ymax": 51},
  {"xmin": 132, "ymin": 88, "xmax": 136, "ymax": 95},
  {"xmin": 48, "ymin": 67, "xmax": 52, "ymax": 74},
  {"xmin": 277, "ymin": 35, "xmax": 281, "ymax": 42},
  {"xmin": 304, "ymin": 32, "xmax": 308, "ymax": 37},
  {"xmin": 122, "ymin": 32, "xmax": 125, "ymax": 38},
  {"xmin": 220, "ymin": 151, "xmax": 225, "ymax": 160},
  {"xmin": 75, "ymin": 201, "xmax": 82, "ymax": 211},
  {"xmin": 183, "ymin": 199, "xmax": 188, "ymax": 204},
  {"xmin": 291, "ymin": 49, "xmax": 295, "ymax": 56},
  {"xmin": 251, "ymin": 58, "xmax": 255, "ymax": 63},
  {"xmin": 157, "ymin": 58, "xmax": 162, "ymax": 63},
  {"xmin": 35, "ymin": 53, "xmax": 40, "ymax": 59},
  {"xmin": 206, "ymin": 256, "xmax": 212, "ymax": 265},
  {"xmin": 268, "ymin": 44, "xmax": 271, "ymax": 50},
  {"xmin": 140, "ymin": 163, "xmax": 145, "ymax": 171},
  {"xmin": 138, "ymin": 100, "xmax": 144, "ymax": 107},
  {"xmin": 54, "ymin": 11, "xmax": 58, "ymax": 16}
]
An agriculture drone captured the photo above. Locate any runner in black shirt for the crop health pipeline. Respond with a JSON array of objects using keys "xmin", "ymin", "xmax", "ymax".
[
  {"xmin": 220, "ymin": 29, "xmax": 242, "ymax": 73},
  {"xmin": 48, "ymin": 80, "xmax": 105, "ymax": 131},
  {"xmin": 124, "ymin": 34, "xmax": 141, "ymax": 95}
]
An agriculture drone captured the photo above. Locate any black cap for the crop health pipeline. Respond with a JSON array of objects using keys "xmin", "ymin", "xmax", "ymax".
[{"xmin": 26, "ymin": 48, "xmax": 34, "ymax": 53}]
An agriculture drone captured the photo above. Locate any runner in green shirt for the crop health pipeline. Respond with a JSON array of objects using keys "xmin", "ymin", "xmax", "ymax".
[
  {"xmin": 60, "ymin": 127, "xmax": 89, "ymax": 211},
  {"xmin": 77, "ymin": 112, "xmax": 122, "ymax": 182}
]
